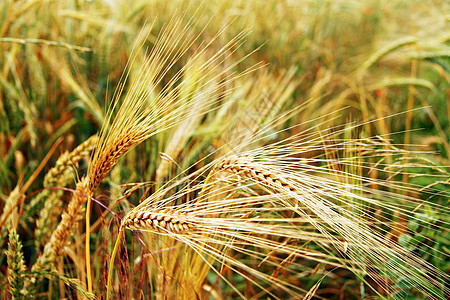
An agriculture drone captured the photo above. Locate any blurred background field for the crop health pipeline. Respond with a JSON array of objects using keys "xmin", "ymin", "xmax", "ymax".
[{"xmin": 0, "ymin": 0, "xmax": 449, "ymax": 299}]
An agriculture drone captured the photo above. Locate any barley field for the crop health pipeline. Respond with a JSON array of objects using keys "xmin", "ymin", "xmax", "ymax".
[{"xmin": 0, "ymin": 0, "xmax": 449, "ymax": 299}]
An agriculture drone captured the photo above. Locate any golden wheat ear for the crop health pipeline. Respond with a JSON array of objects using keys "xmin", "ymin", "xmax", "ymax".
[
  {"xmin": 21, "ymin": 13, "xmax": 254, "ymax": 298},
  {"xmin": 25, "ymin": 177, "xmax": 90, "ymax": 286},
  {"xmin": 6, "ymin": 227, "xmax": 27, "ymax": 299},
  {"xmin": 122, "ymin": 208, "xmax": 196, "ymax": 233},
  {"xmin": 119, "ymin": 124, "xmax": 449, "ymax": 299},
  {"xmin": 209, "ymin": 144, "xmax": 449, "ymax": 299}
]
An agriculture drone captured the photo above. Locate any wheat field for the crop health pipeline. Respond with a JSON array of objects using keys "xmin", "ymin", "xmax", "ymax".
[{"xmin": 0, "ymin": 0, "xmax": 449, "ymax": 299}]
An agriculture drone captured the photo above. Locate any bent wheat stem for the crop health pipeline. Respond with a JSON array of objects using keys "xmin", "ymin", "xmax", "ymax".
[
  {"xmin": 106, "ymin": 225, "xmax": 124, "ymax": 300},
  {"xmin": 86, "ymin": 196, "xmax": 92, "ymax": 293}
]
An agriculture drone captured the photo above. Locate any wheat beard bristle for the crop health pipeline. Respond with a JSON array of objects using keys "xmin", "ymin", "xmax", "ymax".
[{"xmin": 123, "ymin": 208, "xmax": 195, "ymax": 234}]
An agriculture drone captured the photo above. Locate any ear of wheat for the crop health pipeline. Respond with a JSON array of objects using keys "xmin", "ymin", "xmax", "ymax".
[
  {"xmin": 33, "ymin": 135, "xmax": 98, "ymax": 249},
  {"xmin": 113, "ymin": 126, "xmax": 449, "ymax": 299},
  {"xmin": 2, "ymin": 0, "xmax": 449, "ymax": 299},
  {"xmin": 210, "ymin": 145, "xmax": 449, "ymax": 299},
  {"xmin": 22, "ymin": 13, "xmax": 257, "ymax": 298},
  {"xmin": 26, "ymin": 177, "xmax": 90, "ymax": 282},
  {"xmin": 6, "ymin": 227, "xmax": 27, "ymax": 299},
  {"xmin": 122, "ymin": 208, "xmax": 196, "ymax": 233}
]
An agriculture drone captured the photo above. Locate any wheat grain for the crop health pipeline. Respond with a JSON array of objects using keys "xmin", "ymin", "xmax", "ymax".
[
  {"xmin": 36, "ymin": 177, "xmax": 89, "ymax": 266},
  {"xmin": 122, "ymin": 208, "xmax": 195, "ymax": 233},
  {"xmin": 0, "ymin": 189, "xmax": 20, "ymax": 240},
  {"xmin": 34, "ymin": 191, "xmax": 63, "ymax": 249},
  {"xmin": 32, "ymin": 135, "xmax": 98, "ymax": 249}
]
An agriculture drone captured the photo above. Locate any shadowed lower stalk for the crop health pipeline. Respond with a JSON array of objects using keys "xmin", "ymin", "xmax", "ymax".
[
  {"xmin": 86, "ymin": 195, "xmax": 93, "ymax": 293},
  {"xmin": 106, "ymin": 226, "xmax": 124, "ymax": 300}
]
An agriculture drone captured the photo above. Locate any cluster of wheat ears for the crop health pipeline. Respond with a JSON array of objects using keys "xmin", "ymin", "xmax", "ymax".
[{"xmin": 2, "ymin": 7, "xmax": 449, "ymax": 300}]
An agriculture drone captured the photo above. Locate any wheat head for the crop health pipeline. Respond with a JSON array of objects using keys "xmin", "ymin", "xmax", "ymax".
[
  {"xmin": 122, "ymin": 208, "xmax": 196, "ymax": 233},
  {"xmin": 6, "ymin": 227, "xmax": 26, "ymax": 299},
  {"xmin": 212, "ymin": 152, "xmax": 449, "ymax": 299},
  {"xmin": 24, "ymin": 176, "xmax": 89, "ymax": 295}
]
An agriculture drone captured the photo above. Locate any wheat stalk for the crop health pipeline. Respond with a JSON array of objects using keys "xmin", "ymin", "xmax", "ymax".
[{"xmin": 0, "ymin": 37, "xmax": 92, "ymax": 52}]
